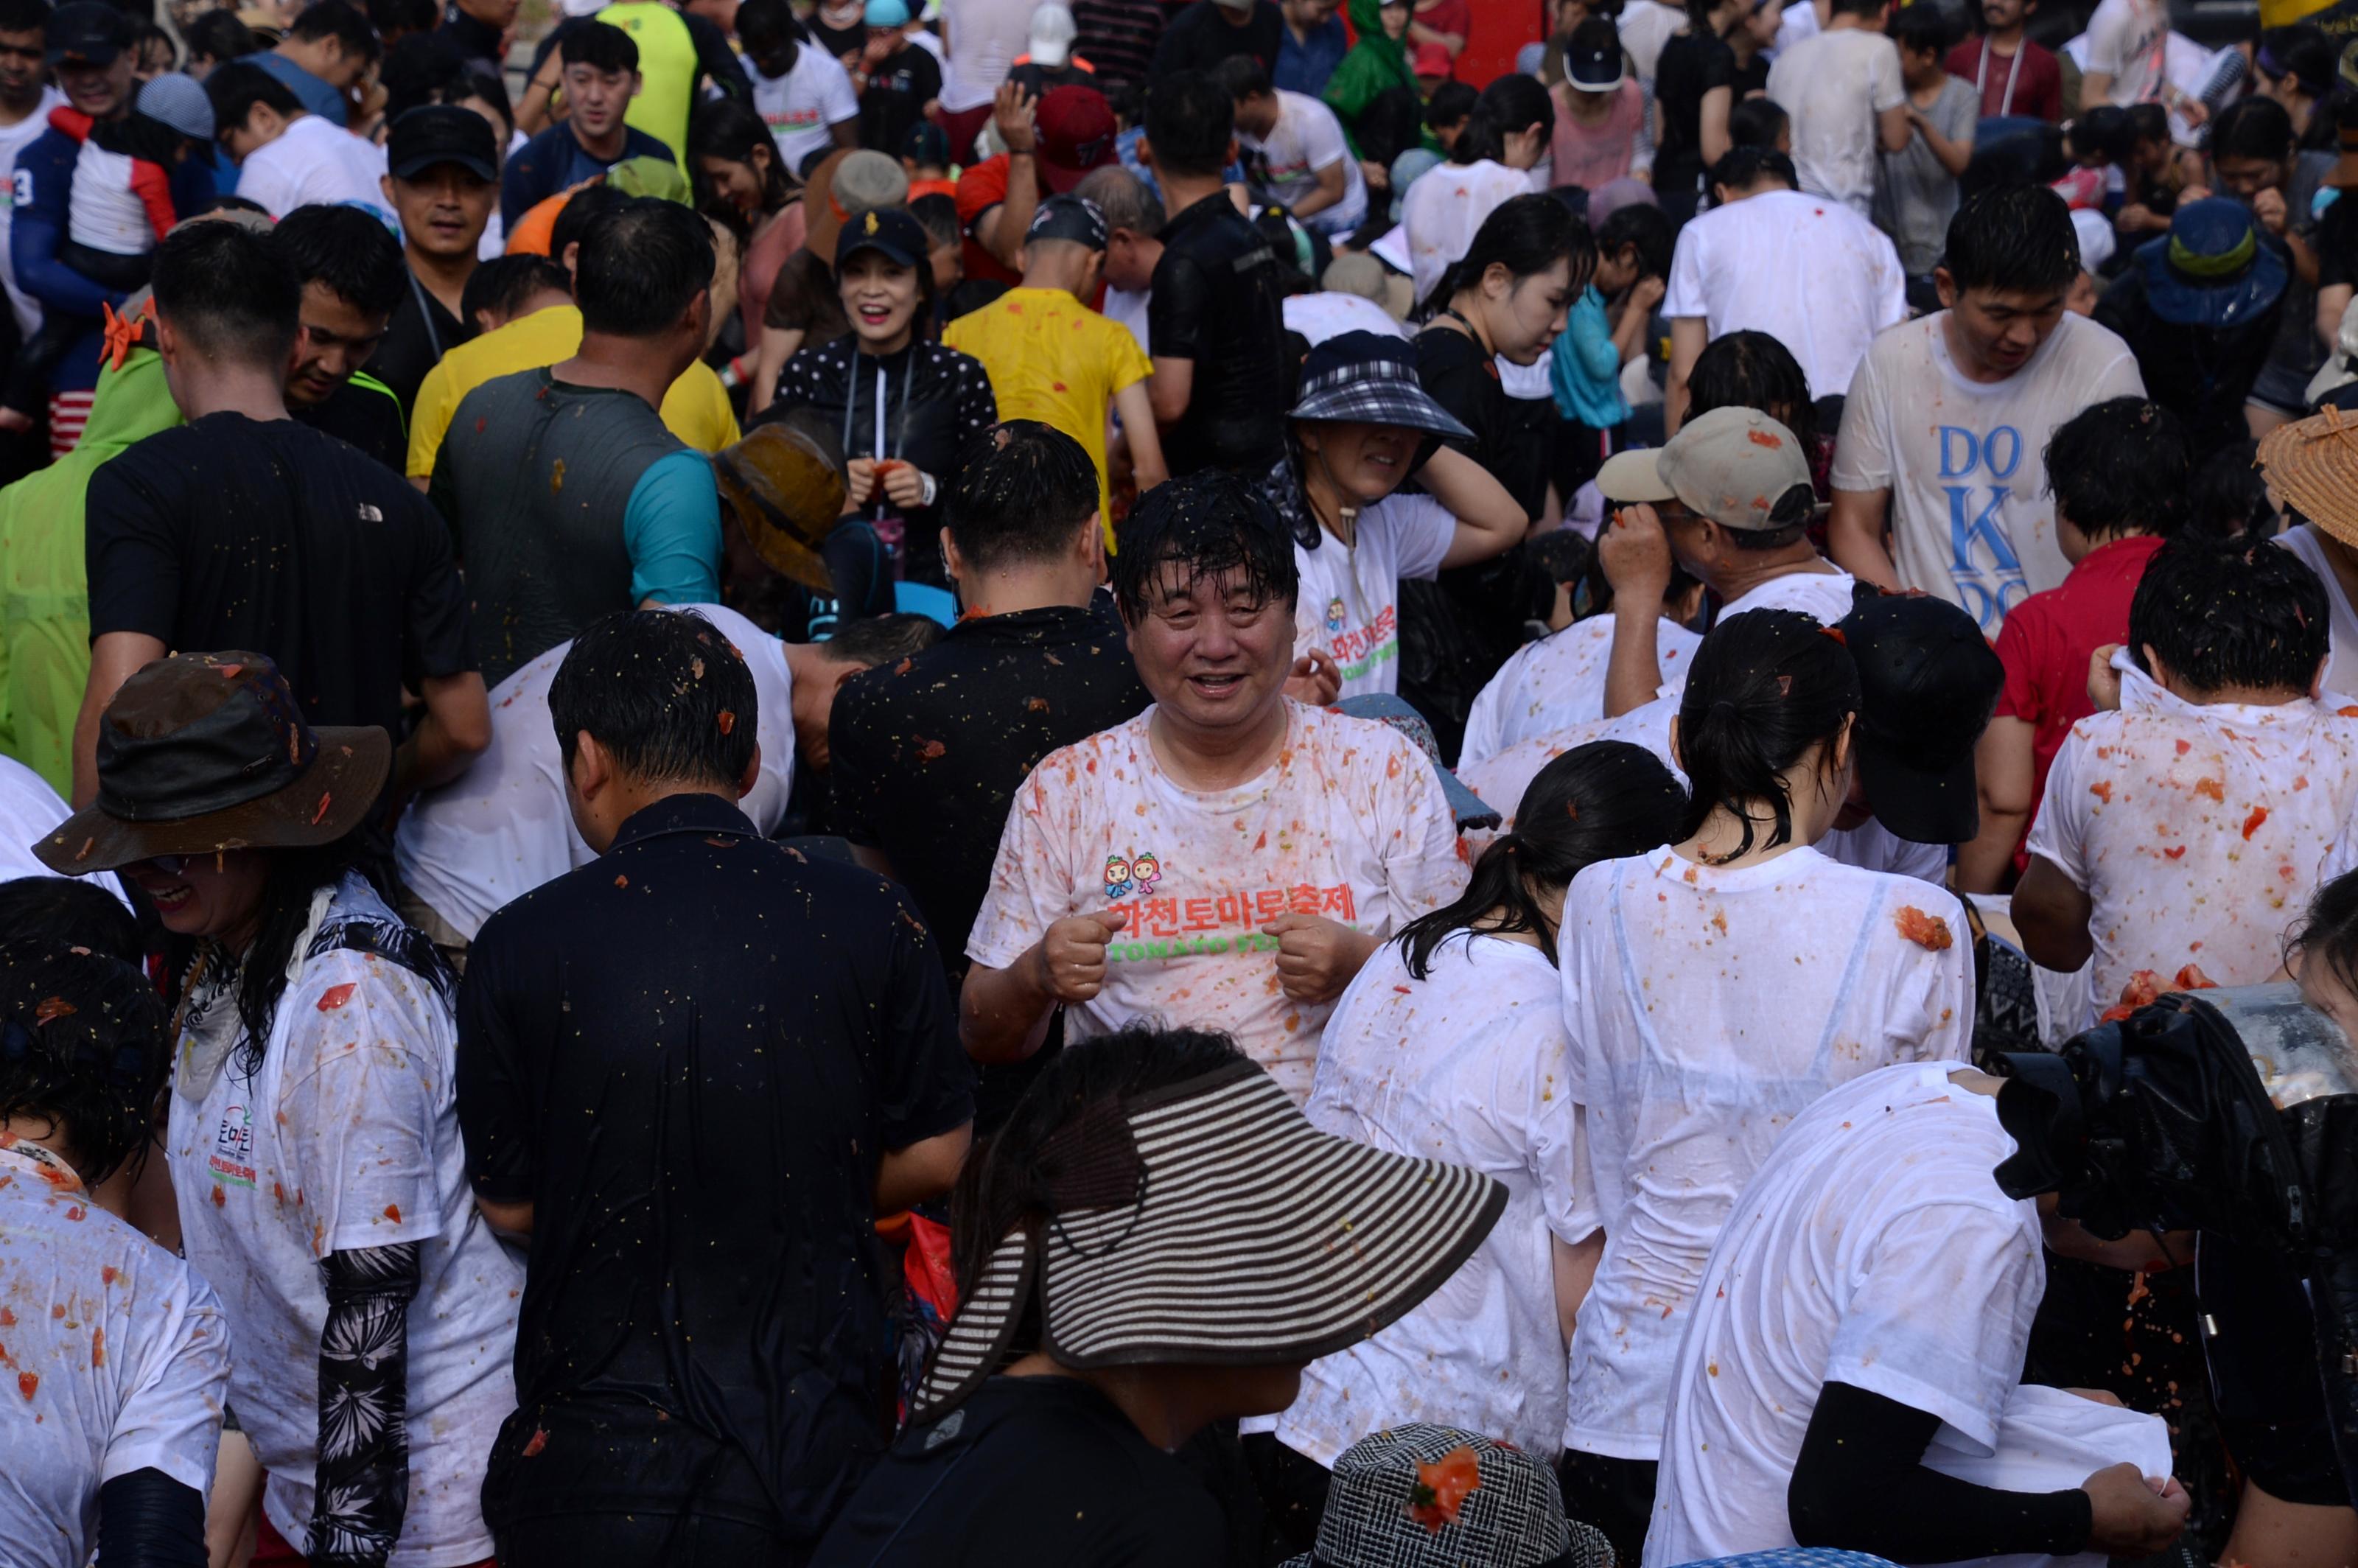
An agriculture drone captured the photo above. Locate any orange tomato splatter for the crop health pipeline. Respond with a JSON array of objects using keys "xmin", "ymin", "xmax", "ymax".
[
  {"xmin": 2194, "ymin": 777, "xmax": 2225, "ymax": 802},
  {"xmin": 1407, "ymin": 1445, "xmax": 1482, "ymax": 1533},
  {"xmin": 16, "ymin": 1371, "xmax": 35, "ymax": 1400},
  {"xmin": 2163, "ymin": 846, "xmax": 2186, "ymax": 860},
  {"xmin": 2090, "ymin": 780, "xmax": 2114, "ymax": 803},
  {"xmin": 521, "ymin": 1427, "xmax": 550, "ymax": 1457},
  {"xmin": 315, "ymin": 983, "xmax": 356, "ymax": 1012},
  {"xmin": 32, "ymin": 996, "xmax": 74, "ymax": 1025},
  {"xmin": 2242, "ymin": 806, "xmax": 2270, "ymax": 839},
  {"xmin": 1894, "ymin": 906, "xmax": 1952, "ymax": 951},
  {"xmin": 382, "ymin": 1203, "xmax": 402, "ymax": 1223}
]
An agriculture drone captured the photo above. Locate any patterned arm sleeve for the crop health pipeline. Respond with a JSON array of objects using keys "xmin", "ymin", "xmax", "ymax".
[{"xmin": 307, "ymin": 1242, "xmax": 423, "ymax": 1567}]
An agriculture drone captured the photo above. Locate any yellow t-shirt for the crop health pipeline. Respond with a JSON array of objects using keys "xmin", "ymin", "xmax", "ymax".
[
  {"xmin": 942, "ymin": 286, "xmax": 1152, "ymax": 532},
  {"xmin": 407, "ymin": 303, "xmax": 741, "ymax": 480},
  {"xmin": 601, "ymin": 0, "xmax": 697, "ymax": 168}
]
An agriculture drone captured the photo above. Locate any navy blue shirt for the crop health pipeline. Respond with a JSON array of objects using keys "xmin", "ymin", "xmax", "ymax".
[
  {"xmin": 499, "ymin": 122, "xmax": 676, "ymax": 228},
  {"xmin": 458, "ymin": 791, "xmax": 975, "ymax": 1536},
  {"xmin": 1273, "ymin": 13, "xmax": 1346, "ymax": 95}
]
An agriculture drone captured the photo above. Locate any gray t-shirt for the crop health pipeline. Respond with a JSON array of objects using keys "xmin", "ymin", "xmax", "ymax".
[{"xmin": 1872, "ymin": 76, "xmax": 1977, "ymax": 276}]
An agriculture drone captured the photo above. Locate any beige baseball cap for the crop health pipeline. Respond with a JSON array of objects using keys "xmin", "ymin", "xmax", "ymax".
[{"xmin": 1595, "ymin": 407, "xmax": 1819, "ymax": 529}]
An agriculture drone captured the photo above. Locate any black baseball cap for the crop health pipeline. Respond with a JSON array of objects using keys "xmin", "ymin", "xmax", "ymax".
[
  {"xmin": 1025, "ymin": 192, "xmax": 1108, "ymax": 250},
  {"xmin": 1564, "ymin": 32, "xmax": 1623, "ymax": 90},
  {"xmin": 833, "ymin": 204, "xmax": 928, "ymax": 269},
  {"xmin": 1836, "ymin": 592, "xmax": 2005, "ymax": 846},
  {"xmin": 386, "ymin": 105, "xmax": 500, "ymax": 183},
  {"xmin": 46, "ymin": 1, "xmax": 136, "ymax": 66}
]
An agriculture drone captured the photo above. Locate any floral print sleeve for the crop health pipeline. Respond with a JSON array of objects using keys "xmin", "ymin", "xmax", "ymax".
[{"xmin": 307, "ymin": 1242, "xmax": 422, "ymax": 1567}]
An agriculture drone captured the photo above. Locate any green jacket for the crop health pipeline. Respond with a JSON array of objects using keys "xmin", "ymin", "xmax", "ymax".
[
  {"xmin": 1323, "ymin": 0, "xmax": 1416, "ymax": 155},
  {"xmin": 0, "ymin": 347, "xmax": 181, "ymax": 795}
]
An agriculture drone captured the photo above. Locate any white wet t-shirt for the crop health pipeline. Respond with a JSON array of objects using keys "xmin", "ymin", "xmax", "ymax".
[
  {"xmin": 1292, "ymin": 494, "xmax": 1457, "ymax": 702},
  {"xmin": 1277, "ymin": 931, "xmax": 1595, "ymax": 1463},
  {"xmin": 1460, "ymin": 616, "xmax": 1704, "ymax": 766},
  {"xmin": 2025, "ymin": 693, "xmax": 2358, "ymax": 1025},
  {"xmin": 752, "ymin": 46, "xmax": 858, "ymax": 175},
  {"xmin": 1559, "ymin": 846, "xmax": 1973, "ymax": 1461},
  {"xmin": 968, "ymin": 701, "xmax": 1469, "ymax": 1103}
]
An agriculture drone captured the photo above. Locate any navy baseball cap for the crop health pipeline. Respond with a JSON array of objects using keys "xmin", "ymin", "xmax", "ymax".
[
  {"xmin": 47, "ymin": 1, "xmax": 136, "ymax": 66},
  {"xmin": 834, "ymin": 205, "xmax": 929, "ymax": 269},
  {"xmin": 1025, "ymin": 193, "xmax": 1108, "ymax": 249},
  {"xmin": 387, "ymin": 105, "xmax": 500, "ymax": 183}
]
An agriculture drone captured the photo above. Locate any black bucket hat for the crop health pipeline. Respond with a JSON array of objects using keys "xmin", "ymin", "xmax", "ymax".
[{"xmin": 33, "ymin": 651, "xmax": 389, "ymax": 875}]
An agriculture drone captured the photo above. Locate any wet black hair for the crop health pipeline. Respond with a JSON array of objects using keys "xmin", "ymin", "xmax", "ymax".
[
  {"xmin": 1942, "ymin": 182, "xmax": 2079, "ymax": 295},
  {"xmin": 287, "ymin": 0, "xmax": 380, "ymax": 63},
  {"xmin": 1674, "ymin": 609, "xmax": 1862, "ymax": 859},
  {"xmin": 2210, "ymin": 94, "xmax": 2296, "ymax": 164},
  {"xmin": 1110, "ymin": 469, "xmax": 1298, "ymax": 621},
  {"xmin": 2043, "ymin": 396, "xmax": 2188, "ymax": 542},
  {"xmin": 162, "ymin": 834, "xmax": 364, "ymax": 1079},
  {"xmin": 2065, "ymin": 104, "xmax": 2137, "ymax": 164},
  {"xmin": 151, "ymin": 217, "xmax": 301, "ymax": 366},
  {"xmin": 1595, "ymin": 200, "xmax": 1673, "ymax": 280},
  {"xmin": 1396, "ymin": 742, "xmax": 1684, "ymax": 978},
  {"xmin": 550, "ymin": 609, "xmax": 760, "ymax": 785},
  {"xmin": 2259, "ymin": 22, "xmax": 2336, "ymax": 97},
  {"xmin": 947, "ymin": 419, "xmax": 1102, "ymax": 570},
  {"xmin": 1727, "ymin": 95, "xmax": 1788, "ymax": 152},
  {"xmin": 735, "ymin": 0, "xmax": 800, "ymax": 72},
  {"xmin": 1214, "ymin": 52, "xmax": 1273, "ymax": 102},
  {"xmin": 1424, "ymin": 78, "xmax": 1477, "ymax": 130},
  {"xmin": 1438, "ymin": 190, "xmax": 1594, "ymax": 310},
  {"xmin": 204, "ymin": 59, "xmax": 304, "ymax": 130},
  {"xmin": 185, "ymin": 8, "xmax": 259, "ymax": 66},
  {"xmin": 0, "ymin": 879, "xmax": 139, "ymax": 962},
  {"xmin": 910, "ymin": 190, "xmax": 960, "ymax": 249},
  {"xmin": 0, "ymin": 941, "xmax": 170, "ymax": 1185},
  {"xmin": 2128, "ymin": 536, "xmax": 2329, "ymax": 696},
  {"xmin": 819, "ymin": 612, "xmax": 944, "ymax": 665},
  {"xmin": 1887, "ymin": 2, "xmax": 1950, "ymax": 54},
  {"xmin": 272, "ymin": 202, "xmax": 407, "ymax": 318},
  {"xmin": 2186, "ymin": 441, "xmax": 2278, "ymax": 541},
  {"xmin": 949, "ymin": 1023, "xmax": 1248, "ymax": 1333},
  {"xmin": 573, "ymin": 197, "xmax": 716, "ymax": 337},
  {"xmin": 460, "ymin": 252, "xmax": 570, "ymax": 330},
  {"xmin": 560, "ymin": 18, "xmax": 638, "ymax": 72},
  {"xmin": 549, "ymin": 182, "xmax": 630, "ymax": 264},
  {"xmin": 2124, "ymin": 99, "xmax": 2169, "ymax": 147},
  {"xmin": 1685, "ymin": 329, "xmax": 1817, "ymax": 451},
  {"xmin": 1144, "ymin": 69, "xmax": 1234, "ymax": 179},
  {"xmin": 1708, "ymin": 144, "xmax": 1798, "ymax": 195},
  {"xmin": 367, "ymin": 0, "xmax": 438, "ymax": 41},
  {"xmin": 2287, "ymin": 867, "xmax": 2358, "ymax": 1008},
  {"xmin": 690, "ymin": 97, "xmax": 797, "ymax": 215},
  {"xmin": 1452, "ymin": 74, "xmax": 1553, "ymax": 166}
]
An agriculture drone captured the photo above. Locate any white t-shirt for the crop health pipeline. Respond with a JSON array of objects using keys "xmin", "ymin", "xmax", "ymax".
[
  {"xmin": 1242, "ymin": 91, "xmax": 1367, "ymax": 238},
  {"xmin": 1276, "ymin": 931, "xmax": 1594, "ymax": 1464},
  {"xmin": 167, "ymin": 875, "xmax": 520, "ymax": 1565},
  {"xmin": 1103, "ymin": 284, "xmax": 1150, "ymax": 354},
  {"xmin": 1402, "ymin": 157, "xmax": 1532, "ymax": 308},
  {"xmin": 1820, "ymin": 816, "xmax": 1949, "ymax": 885},
  {"xmin": 2024, "ymin": 695, "xmax": 2358, "ymax": 1026},
  {"xmin": 1559, "ymin": 845, "xmax": 1972, "ymax": 1460},
  {"xmin": 0, "ymin": 88, "xmax": 65, "ymax": 338},
  {"xmin": 1833, "ymin": 311, "xmax": 2144, "ymax": 635},
  {"xmin": 0, "ymin": 752, "xmax": 128, "ymax": 905},
  {"xmin": 0, "ymin": 1140, "xmax": 230, "ymax": 1568},
  {"xmin": 2275, "ymin": 525, "xmax": 2358, "ymax": 704},
  {"xmin": 234, "ymin": 113, "xmax": 396, "ymax": 223},
  {"xmin": 1766, "ymin": 28, "xmax": 1905, "ymax": 214},
  {"xmin": 1643, "ymin": 1063, "xmax": 2046, "ymax": 1566},
  {"xmin": 967, "ymin": 701, "xmax": 1469, "ymax": 1102},
  {"xmin": 2082, "ymin": 0, "xmax": 2169, "ymax": 105},
  {"xmin": 1460, "ymin": 615, "xmax": 1704, "ymax": 766},
  {"xmin": 1771, "ymin": 0, "xmax": 1819, "ymax": 56},
  {"xmin": 752, "ymin": 46, "xmax": 858, "ymax": 175},
  {"xmin": 394, "ymin": 604, "xmax": 796, "ymax": 941},
  {"xmin": 1617, "ymin": 0, "xmax": 1686, "ymax": 81},
  {"xmin": 1663, "ymin": 189, "xmax": 1906, "ymax": 399},
  {"xmin": 1292, "ymin": 493, "xmax": 1456, "ymax": 701},
  {"xmin": 938, "ymin": 0, "xmax": 1032, "ymax": 113},
  {"xmin": 1282, "ymin": 290, "xmax": 1406, "ymax": 346}
]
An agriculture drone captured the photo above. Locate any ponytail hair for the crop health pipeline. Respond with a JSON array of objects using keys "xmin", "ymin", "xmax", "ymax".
[
  {"xmin": 1434, "ymin": 191, "xmax": 1594, "ymax": 313},
  {"xmin": 1396, "ymin": 741, "xmax": 1686, "ymax": 979},
  {"xmin": 1674, "ymin": 609, "xmax": 1861, "ymax": 861},
  {"xmin": 1451, "ymin": 73, "xmax": 1555, "ymax": 167}
]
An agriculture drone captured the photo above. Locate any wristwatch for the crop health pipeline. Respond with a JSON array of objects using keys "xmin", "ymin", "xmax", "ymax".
[{"xmin": 919, "ymin": 470, "xmax": 939, "ymax": 508}]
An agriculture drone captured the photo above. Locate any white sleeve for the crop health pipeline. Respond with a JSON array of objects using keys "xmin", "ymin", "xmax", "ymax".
[
  {"xmin": 1825, "ymin": 1200, "xmax": 2042, "ymax": 1455},
  {"xmin": 1374, "ymin": 735, "xmax": 1472, "ymax": 931},
  {"xmin": 819, "ymin": 52, "xmax": 859, "ymax": 125},
  {"xmin": 1869, "ymin": 37, "xmax": 1907, "ymax": 111},
  {"xmin": 234, "ymin": 154, "xmax": 293, "ymax": 219},
  {"xmin": 965, "ymin": 761, "xmax": 1080, "ymax": 970},
  {"xmin": 2093, "ymin": 338, "xmax": 2148, "ymax": 399},
  {"xmin": 1874, "ymin": 237, "xmax": 1909, "ymax": 332},
  {"xmin": 1298, "ymin": 97, "xmax": 1348, "ymax": 172},
  {"xmin": 2083, "ymin": 0, "xmax": 2127, "ymax": 74},
  {"xmin": 1662, "ymin": 225, "xmax": 1711, "ymax": 322},
  {"xmin": 1765, "ymin": 49, "xmax": 1797, "ymax": 112},
  {"xmin": 2024, "ymin": 727, "xmax": 2095, "ymax": 887},
  {"xmin": 1533, "ymin": 1091, "xmax": 1603, "ymax": 1246},
  {"xmin": 1460, "ymin": 659, "xmax": 1515, "ymax": 766},
  {"xmin": 99, "ymin": 1267, "xmax": 228, "ymax": 1497},
  {"xmin": 1385, "ymin": 492, "xmax": 1458, "ymax": 583},
  {"xmin": 1880, "ymin": 887, "xmax": 1976, "ymax": 1063},
  {"xmin": 1829, "ymin": 344, "xmax": 1896, "ymax": 491}
]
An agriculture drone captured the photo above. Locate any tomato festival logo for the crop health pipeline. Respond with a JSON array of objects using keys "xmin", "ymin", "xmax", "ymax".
[{"xmin": 209, "ymin": 1103, "xmax": 256, "ymax": 1189}]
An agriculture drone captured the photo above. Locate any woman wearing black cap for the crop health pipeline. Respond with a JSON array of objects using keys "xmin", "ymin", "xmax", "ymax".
[
  {"xmin": 35, "ymin": 651, "xmax": 520, "ymax": 1568},
  {"xmin": 767, "ymin": 203, "xmax": 996, "ymax": 589}
]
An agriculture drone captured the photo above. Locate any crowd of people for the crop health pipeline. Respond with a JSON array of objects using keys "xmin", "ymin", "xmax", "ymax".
[{"xmin": 5, "ymin": 0, "xmax": 2358, "ymax": 1562}]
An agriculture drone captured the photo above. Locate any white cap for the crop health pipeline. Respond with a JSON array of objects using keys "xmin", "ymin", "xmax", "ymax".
[{"xmin": 1029, "ymin": 3, "xmax": 1077, "ymax": 67}]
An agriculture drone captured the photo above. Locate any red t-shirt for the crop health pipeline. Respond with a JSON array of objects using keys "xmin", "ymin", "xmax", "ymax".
[
  {"xmin": 1945, "ymin": 37, "xmax": 2064, "ymax": 121},
  {"xmin": 954, "ymin": 154, "xmax": 1023, "ymax": 288},
  {"xmin": 1993, "ymin": 533, "xmax": 2167, "ymax": 867}
]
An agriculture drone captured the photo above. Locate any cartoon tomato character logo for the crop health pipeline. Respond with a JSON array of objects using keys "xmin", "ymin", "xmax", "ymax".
[
  {"xmin": 1130, "ymin": 851, "xmax": 1161, "ymax": 895},
  {"xmin": 1103, "ymin": 855, "xmax": 1134, "ymax": 900},
  {"xmin": 1325, "ymin": 597, "xmax": 1347, "ymax": 636}
]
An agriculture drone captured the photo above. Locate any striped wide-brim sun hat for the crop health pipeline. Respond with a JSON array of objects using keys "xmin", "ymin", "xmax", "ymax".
[{"xmin": 912, "ymin": 1060, "xmax": 1506, "ymax": 1421}]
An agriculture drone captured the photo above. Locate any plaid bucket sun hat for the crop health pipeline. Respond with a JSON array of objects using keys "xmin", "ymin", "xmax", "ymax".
[
  {"xmin": 1283, "ymin": 1425, "xmax": 1614, "ymax": 1568},
  {"xmin": 912, "ymin": 1057, "xmax": 1506, "ymax": 1421},
  {"xmin": 1288, "ymin": 331, "xmax": 1473, "ymax": 442}
]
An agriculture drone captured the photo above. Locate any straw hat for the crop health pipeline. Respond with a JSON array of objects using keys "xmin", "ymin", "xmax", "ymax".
[{"xmin": 2258, "ymin": 407, "xmax": 2358, "ymax": 547}]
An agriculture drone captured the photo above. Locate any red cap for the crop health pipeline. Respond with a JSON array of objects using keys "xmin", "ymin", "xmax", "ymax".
[
  {"xmin": 1035, "ymin": 84, "xmax": 1118, "ymax": 192},
  {"xmin": 1413, "ymin": 41, "xmax": 1452, "ymax": 77}
]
